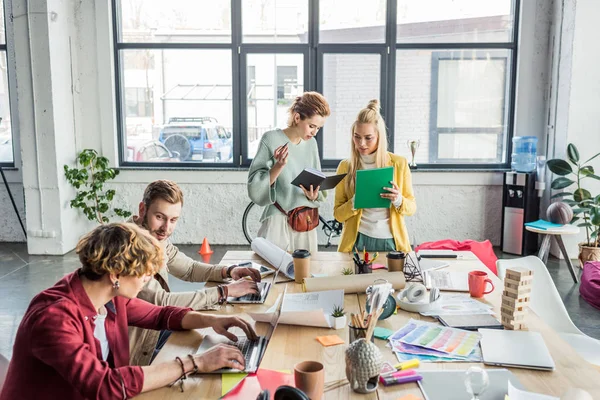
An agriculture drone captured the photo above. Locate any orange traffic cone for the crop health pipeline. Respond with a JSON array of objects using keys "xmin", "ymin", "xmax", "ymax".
[{"xmin": 199, "ymin": 237, "xmax": 214, "ymax": 255}]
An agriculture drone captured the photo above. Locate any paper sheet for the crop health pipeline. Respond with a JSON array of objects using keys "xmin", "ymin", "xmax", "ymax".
[
  {"xmin": 419, "ymin": 294, "xmax": 494, "ymax": 316},
  {"xmin": 248, "ymin": 290, "xmax": 344, "ymax": 328},
  {"xmin": 507, "ymin": 381, "xmax": 559, "ymax": 400},
  {"xmin": 251, "ymin": 237, "xmax": 295, "ymax": 279},
  {"xmin": 390, "ymin": 319, "xmax": 481, "ymax": 358}
]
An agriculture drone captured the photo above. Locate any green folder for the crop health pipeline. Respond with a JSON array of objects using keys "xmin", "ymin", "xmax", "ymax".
[{"xmin": 355, "ymin": 166, "xmax": 394, "ymax": 209}]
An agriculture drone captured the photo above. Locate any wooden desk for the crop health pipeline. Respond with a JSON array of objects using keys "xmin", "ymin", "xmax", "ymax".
[{"xmin": 138, "ymin": 251, "xmax": 600, "ymax": 399}]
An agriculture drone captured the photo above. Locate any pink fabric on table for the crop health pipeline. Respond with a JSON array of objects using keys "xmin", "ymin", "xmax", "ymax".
[
  {"xmin": 415, "ymin": 239, "xmax": 498, "ymax": 276},
  {"xmin": 580, "ymin": 261, "xmax": 600, "ymax": 311}
]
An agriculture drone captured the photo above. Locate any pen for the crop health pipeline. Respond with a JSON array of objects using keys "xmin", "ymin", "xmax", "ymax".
[
  {"xmin": 365, "ymin": 251, "xmax": 369, "ymax": 264},
  {"xmin": 380, "ymin": 369, "xmax": 417, "ymax": 380},
  {"xmin": 393, "ymin": 359, "xmax": 420, "ymax": 370},
  {"xmin": 381, "ymin": 374, "xmax": 422, "ymax": 386},
  {"xmin": 372, "ymin": 252, "xmax": 379, "ymax": 262}
]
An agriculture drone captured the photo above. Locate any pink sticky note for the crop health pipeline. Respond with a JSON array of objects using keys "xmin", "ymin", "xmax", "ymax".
[{"xmin": 371, "ymin": 263, "xmax": 387, "ymax": 270}]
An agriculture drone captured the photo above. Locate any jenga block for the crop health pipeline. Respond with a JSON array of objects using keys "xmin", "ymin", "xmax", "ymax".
[
  {"xmin": 501, "ymin": 317, "xmax": 528, "ymax": 330},
  {"xmin": 503, "ymin": 290, "xmax": 530, "ymax": 300},
  {"xmin": 504, "ymin": 275, "xmax": 533, "ymax": 288},
  {"xmin": 503, "ymin": 285, "xmax": 532, "ymax": 296},
  {"xmin": 501, "ymin": 305, "xmax": 528, "ymax": 316},
  {"xmin": 505, "ymin": 267, "xmax": 533, "ymax": 281},
  {"xmin": 501, "ymin": 295, "xmax": 529, "ymax": 308}
]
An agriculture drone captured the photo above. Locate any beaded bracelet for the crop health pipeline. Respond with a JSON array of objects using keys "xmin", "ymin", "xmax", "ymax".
[
  {"xmin": 169, "ymin": 356, "xmax": 187, "ymax": 392},
  {"xmin": 187, "ymin": 354, "xmax": 199, "ymax": 374}
]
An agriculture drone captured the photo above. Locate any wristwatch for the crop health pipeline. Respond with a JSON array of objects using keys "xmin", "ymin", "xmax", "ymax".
[{"xmin": 226, "ymin": 265, "xmax": 236, "ymax": 279}]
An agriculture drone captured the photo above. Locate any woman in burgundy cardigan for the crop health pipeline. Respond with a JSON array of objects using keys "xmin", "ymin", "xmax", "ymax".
[{"xmin": 0, "ymin": 223, "xmax": 256, "ymax": 400}]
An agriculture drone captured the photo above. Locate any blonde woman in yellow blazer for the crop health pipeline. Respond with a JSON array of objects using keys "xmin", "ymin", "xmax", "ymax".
[{"xmin": 334, "ymin": 100, "xmax": 416, "ymax": 253}]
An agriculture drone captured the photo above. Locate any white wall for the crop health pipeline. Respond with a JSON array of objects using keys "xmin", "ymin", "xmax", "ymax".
[
  {"xmin": 548, "ymin": 0, "xmax": 600, "ymax": 258},
  {"xmin": 0, "ymin": 0, "xmax": 555, "ymax": 253}
]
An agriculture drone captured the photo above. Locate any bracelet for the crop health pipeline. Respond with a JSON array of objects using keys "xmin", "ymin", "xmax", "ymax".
[
  {"xmin": 187, "ymin": 354, "xmax": 199, "ymax": 374},
  {"xmin": 226, "ymin": 265, "xmax": 236, "ymax": 279},
  {"xmin": 171, "ymin": 356, "xmax": 187, "ymax": 392},
  {"xmin": 217, "ymin": 285, "xmax": 227, "ymax": 304}
]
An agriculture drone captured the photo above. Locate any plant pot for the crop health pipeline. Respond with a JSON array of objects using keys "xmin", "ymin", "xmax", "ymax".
[
  {"xmin": 579, "ymin": 243, "xmax": 600, "ymax": 268},
  {"xmin": 332, "ymin": 315, "xmax": 347, "ymax": 330}
]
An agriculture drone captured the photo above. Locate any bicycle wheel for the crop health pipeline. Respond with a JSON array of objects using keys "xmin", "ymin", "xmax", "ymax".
[{"xmin": 242, "ymin": 202, "xmax": 264, "ymax": 244}]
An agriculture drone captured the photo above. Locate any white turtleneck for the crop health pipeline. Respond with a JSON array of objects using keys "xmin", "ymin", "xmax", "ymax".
[{"xmin": 355, "ymin": 153, "xmax": 402, "ymax": 239}]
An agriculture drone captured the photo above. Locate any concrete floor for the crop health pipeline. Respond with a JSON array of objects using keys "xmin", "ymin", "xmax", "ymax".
[{"xmin": 1, "ymin": 242, "xmax": 598, "ymax": 360}]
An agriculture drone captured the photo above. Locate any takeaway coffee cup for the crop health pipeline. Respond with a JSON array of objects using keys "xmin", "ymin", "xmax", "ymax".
[
  {"xmin": 292, "ymin": 249, "xmax": 311, "ymax": 284},
  {"xmin": 386, "ymin": 251, "xmax": 406, "ymax": 272}
]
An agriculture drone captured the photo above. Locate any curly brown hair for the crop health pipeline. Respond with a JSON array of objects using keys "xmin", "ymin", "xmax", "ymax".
[
  {"xmin": 142, "ymin": 180, "xmax": 184, "ymax": 208},
  {"xmin": 77, "ymin": 223, "xmax": 164, "ymax": 280}
]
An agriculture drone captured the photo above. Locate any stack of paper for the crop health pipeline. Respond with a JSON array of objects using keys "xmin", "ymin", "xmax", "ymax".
[
  {"xmin": 420, "ymin": 294, "xmax": 494, "ymax": 316},
  {"xmin": 249, "ymin": 290, "xmax": 344, "ymax": 328},
  {"xmin": 388, "ymin": 319, "xmax": 483, "ymax": 363}
]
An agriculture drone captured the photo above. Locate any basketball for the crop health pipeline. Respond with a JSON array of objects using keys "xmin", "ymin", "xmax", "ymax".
[{"xmin": 546, "ymin": 201, "xmax": 573, "ymax": 225}]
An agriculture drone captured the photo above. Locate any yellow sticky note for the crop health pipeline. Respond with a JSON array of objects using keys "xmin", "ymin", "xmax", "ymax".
[
  {"xmin": 316, "ymin": 335, "xmax": 345, "ymax": 347},
  {"xmin": 221, "ymin": 373, "xmax": 248, "ymax": 396}
]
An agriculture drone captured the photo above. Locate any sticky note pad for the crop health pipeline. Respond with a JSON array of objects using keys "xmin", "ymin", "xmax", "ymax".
[
  {"xmin": 397, "ymin": 395, "xmax": 422, "ymax": 400},
  {"xmin": 221, "ymin": 373, "xmax": 248, "ymax": 396},
  {"xmin": 371, "ymin": 263, "xmax": 387, "ymax": 270},
  {"xmin": 374, "ymin": 327, "xmax": 394, "ymax": 340},
  {"xmin": 316, "ymin": 335, "xmax": 345, "ymax": 347}
]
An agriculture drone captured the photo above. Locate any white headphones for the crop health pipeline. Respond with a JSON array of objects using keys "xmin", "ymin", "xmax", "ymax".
[{"xmin": 396, "ymin": 283, "xmax": 441, "ymax": 313}]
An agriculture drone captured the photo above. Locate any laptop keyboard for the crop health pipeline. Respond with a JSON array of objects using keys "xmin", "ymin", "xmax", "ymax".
[
  {"xmin": 230, "ymin": 337, "xmax": 260, "ymax": 366},
  {"xmin": 234, "ymin": 282, "xmax": 269, "ymax": 302}
]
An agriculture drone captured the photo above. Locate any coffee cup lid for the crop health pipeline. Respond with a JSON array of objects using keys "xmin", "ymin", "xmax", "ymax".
[
  {"xmin": 386, "ymin": 251, "xmax": 405, "ymax": 259},
  {"xmin": 292, "ymin": 249, "xmax": 310, "ymax": 258}
]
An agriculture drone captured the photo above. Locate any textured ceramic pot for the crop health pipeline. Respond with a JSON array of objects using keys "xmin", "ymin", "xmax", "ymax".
[{"xmin": 345, "ymin": 338, "xmax": 382, "ymax": 394}]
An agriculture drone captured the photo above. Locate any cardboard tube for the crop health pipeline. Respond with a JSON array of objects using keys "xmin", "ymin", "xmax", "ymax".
[{"xmin": 303, "ymin": 272, "xmax": 406, "ymax": 294}]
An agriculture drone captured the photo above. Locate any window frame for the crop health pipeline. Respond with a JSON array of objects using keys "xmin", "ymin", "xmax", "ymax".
[{"xmin": 112, "ymin": 0, "xmax": 520, "ymax": 170}]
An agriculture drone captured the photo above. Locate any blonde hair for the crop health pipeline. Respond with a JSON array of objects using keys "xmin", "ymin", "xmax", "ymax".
[
  {"xmin": 345, "ymin": 99, "xmax": 389, "ymax": 193},
  {"xmin": 143, "ymin": 180, "xmax": 184, "ymax": 208},
  {"xmin": 77, "ymin": 223, "xmax": 163, "ymax": 280},
  {"xmin": 286, "ymin": 91, "xmax": 331, "ymax": 127}
]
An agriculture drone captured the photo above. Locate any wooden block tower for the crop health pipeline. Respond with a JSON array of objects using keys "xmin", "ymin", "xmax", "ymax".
[{"xmin": 500, "ymin": 267, "xmax": 533, "ymax": 330}]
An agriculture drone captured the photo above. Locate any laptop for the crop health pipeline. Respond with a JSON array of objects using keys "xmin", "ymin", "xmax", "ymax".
[
  {"xmin": 227, "ymin": 260, "xmax": 282, "ymax": 304},
  {"xmin": 479, "ymin": 329, "xmax": 555, "ymax": 371},
  {"xmin": 197, "ymin": 286, "xmax": 287, "ymax": 373}
]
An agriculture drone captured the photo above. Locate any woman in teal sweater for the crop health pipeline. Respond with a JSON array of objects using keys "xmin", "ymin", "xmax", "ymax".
[{"xmin": 247, "ymin": 92, "xmax": 331, "ymax": 253}]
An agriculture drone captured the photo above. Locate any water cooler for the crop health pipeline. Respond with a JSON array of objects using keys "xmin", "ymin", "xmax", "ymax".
[{"xmin": 500, "ymin": 171, "xmax": 539, "ymax": 255}]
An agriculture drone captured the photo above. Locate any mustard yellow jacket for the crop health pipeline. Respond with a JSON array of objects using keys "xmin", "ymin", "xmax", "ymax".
[{"xmin": 334, "ymin": 153, "xmax": 416, "ymax": 253}]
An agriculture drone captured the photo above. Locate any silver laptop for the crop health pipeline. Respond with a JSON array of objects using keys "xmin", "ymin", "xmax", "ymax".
[
  {"xmin": 479, "ymin": 329, "xmax": 555, "ymax": 371},
  {"xmin": 197, "ymin": 286, "xmax": 287, "ymax": 374},
  {"xmin": 227, "ymin": 260, "xmax": 282, "ymax": 304}
]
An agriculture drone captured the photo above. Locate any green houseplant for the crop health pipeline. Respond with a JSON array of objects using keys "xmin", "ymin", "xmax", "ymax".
[
  {"xmin": 547, "ymin": 143, "xmax": 600, "ymax": 265},
  {"xmin": 331, "ymin": 305, "xmax": 347, "ymax": 330},
  {"xmin": 64, "ymin": 149, "xmax": 132, "ymax": 224}
]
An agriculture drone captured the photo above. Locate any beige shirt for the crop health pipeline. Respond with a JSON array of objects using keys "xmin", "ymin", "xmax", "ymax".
[{"xmin": 128, "ymin": 218, "xmax": 229, "ymax": 366}]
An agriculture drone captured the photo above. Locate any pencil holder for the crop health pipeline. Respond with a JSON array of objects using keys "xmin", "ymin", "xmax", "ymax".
[
  {"xmin": 348, "ymin": 324, "xmax": 375, "ymax": 344},
  {"xmin": 345, "ymin": 338, "xmax": 382, "ymax": 394},
  {"xmin": 353, "ymin": 260, "xmax": 372, "ymax": 275}
]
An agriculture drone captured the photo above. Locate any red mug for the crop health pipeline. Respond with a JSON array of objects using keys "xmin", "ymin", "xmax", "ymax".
[{"xmin": 468, "ymin": 271, "xmax": 494, "ymax": 298}]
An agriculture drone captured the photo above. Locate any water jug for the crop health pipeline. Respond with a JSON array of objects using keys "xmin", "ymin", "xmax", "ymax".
[{"xmin": 511, "ymin": 136, "xmax": 537, "ymax": 172}]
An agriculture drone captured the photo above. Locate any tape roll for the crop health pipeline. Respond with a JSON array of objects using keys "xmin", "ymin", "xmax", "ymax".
[{"xmin": 406, "ymin": 284, "xmax": 427, "ymax": 303}]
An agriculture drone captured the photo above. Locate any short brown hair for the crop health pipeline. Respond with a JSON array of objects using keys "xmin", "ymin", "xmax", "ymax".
[
  {"xmin": 287, "ymin": 91, "xmax": 331, "ymax": 127},
  {"xmin": 142, "ymin": 180, "xmax": 184, "ymax": 208},
  {"xmin": 77, "ymin": 223, "xmax": 163, "ymax": 280}
]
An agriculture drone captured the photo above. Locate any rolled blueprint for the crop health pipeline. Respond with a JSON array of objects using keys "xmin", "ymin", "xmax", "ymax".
[
  {"xmin": 251, "ymin": 237, "xmax": 295, "ymax": 279},
  {"xmin": 303, "ymin": 272, "xmax": 406, "ymax": 294}
]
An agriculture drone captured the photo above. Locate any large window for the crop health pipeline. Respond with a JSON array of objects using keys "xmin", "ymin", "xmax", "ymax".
[
  {"xmin": 0, "ymin": 0, "xmax": 14, "ymax": 165},
  {"xmin": 114, "ymin": 0, "xmax": 518, "ymax": 168}
]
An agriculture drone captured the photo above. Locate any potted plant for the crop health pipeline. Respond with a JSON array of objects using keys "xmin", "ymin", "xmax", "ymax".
[
  {"xmin": 547, "ymin": 143, "xmax": 600, "ymax": 265},
  {"xmin": 64, "ymin": 149, "xmax": 132, "ymax": 224},
  {"xmin": 331, "ymin": 305, "xmax": 347, "ymax": 330}
]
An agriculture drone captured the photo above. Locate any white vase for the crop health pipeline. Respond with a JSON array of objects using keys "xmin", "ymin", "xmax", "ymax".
[{"xmin": 333, "ymin": 315, "xmax": 347, "ymax": 330}]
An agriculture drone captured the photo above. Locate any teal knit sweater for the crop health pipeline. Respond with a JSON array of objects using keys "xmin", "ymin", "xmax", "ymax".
[{"xmin": 247, "ymin": 129, "xmax": 326, "ymax": 221}]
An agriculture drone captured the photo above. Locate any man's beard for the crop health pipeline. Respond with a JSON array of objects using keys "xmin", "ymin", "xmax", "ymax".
[{"xmin": 142, "ymin": 214, "xmax": 168, "ymax": 240}]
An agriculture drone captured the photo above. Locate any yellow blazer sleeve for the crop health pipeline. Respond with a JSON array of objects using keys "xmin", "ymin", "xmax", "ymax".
[
  {"xmin": 333, "ymin": 160, "xmax": 359, "ymax": 223},
  {"xmin": 394, "ymin": 157, "xmax": 416, "ymax": 216}
]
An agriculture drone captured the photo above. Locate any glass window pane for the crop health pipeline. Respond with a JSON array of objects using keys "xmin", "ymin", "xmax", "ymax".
[
  {"xmin": 118, "ymin": 0, "xmax": 231, "ymax": 43},
  {"xmin": 0, "ymin": 51, "xmax": 13, "ymax": 163},
  {"xmin": 242, "ymin": 0, "xmax": 308, "ymax": 43},
  {"xmin": 246, "ymin": 54, "xmax": 304, "ymax": 159},
  {"xmin": 394, "ymin": 49, "xmax": 511, "ymax": 165},
  {"xmin": 320, "ymin": 0, "xmax": 386, "ymax": 43},
  {"xmin": 322, "ymin": 54, "xmax": 380, "ymax": 159},
  {"xmin": 121, "ymin": 49, "xmax": 233, "ymax": 163},
  {"xmin": 397, "ymin": 0, "xmax": 515, "ymax": 43}
]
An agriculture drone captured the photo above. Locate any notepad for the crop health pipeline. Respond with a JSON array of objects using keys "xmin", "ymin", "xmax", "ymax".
[
  {"xmin": 355, "ymin": 166, "xmax": 394, "ymax": 209},
  {"xmin": 291, "ymin": 168, "xmax": 347, "ymax": 191},
  {"xmin": 316, "ymin": 335, "xmax": 345, "ymax": 347}
]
